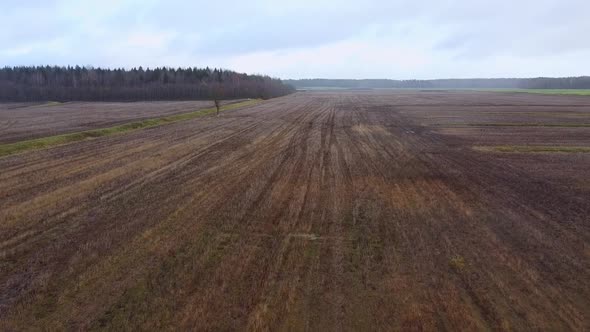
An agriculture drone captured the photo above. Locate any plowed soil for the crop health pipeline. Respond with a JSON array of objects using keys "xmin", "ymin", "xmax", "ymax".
[{"xmin": 1, "ymin": 91, "xmax": 589, "ymax": 330}]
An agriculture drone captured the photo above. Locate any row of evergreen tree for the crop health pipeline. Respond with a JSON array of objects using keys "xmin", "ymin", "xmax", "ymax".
[
  {"xmin": 285, "ymin": 77, "xmax": 590, "ymax": 89},
  {"xmin": 0, "ymin": 66, "xmax": 295, "ymax": 102}
]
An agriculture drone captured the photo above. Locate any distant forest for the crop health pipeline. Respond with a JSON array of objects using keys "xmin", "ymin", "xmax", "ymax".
[
  {"xmin": 285, "ymin": 77, "xmax": 590, "ymax": 90},
  {"xmin": 0, "ymin": 66, "xmax": 295, "ymax": 102}
]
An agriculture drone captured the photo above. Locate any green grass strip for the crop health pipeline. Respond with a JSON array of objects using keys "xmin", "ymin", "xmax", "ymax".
[
  {"xmin": 474, "ymin": 145, "xmax": 590, "ymax": 153},
  {"xmin": 0, "ymin": 99, "xmax": 262, "ymax": 158},
  {"xmin": 463, "ymin": 123, "xmax": 590, "ymax": 128},
  {"xmin": 28, "ymin": 101, "xmax": 64, "ymax": 108},
  {"xmin": 476, "ymin": 89, "xmax": 590, "ymax": 96}
]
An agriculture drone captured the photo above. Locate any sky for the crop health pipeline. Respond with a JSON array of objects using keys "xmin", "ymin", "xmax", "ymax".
[{"xmin": 1, "ymin": 0, "xmax": 589, "ymax": 79}]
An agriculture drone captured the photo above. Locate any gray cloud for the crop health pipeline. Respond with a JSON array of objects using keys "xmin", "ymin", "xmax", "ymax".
[{"xmin": 0, "ymin": 0, "xmax": 588, "ymax": 78}]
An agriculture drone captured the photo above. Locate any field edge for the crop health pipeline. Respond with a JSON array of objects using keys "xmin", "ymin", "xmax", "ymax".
[{"xmin": 0, "ymin": 99, "xmax": 262, "ymax": 158}]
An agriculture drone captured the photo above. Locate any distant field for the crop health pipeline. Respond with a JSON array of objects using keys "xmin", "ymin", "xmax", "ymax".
[
  {"xmin": 1, "ymin": 90, "xmax": 589, "ymax": 330},
  {"xmin": 295, "ymin": 87, "xmax": 590, "ymax": 96}
]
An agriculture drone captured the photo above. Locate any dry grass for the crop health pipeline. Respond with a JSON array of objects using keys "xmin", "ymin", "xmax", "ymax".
[{"xmin": 449, "ymin": 255, "xmax": 467, "ymax": 272}]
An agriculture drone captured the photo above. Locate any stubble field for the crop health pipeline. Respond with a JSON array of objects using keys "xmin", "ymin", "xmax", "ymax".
[{"xmin": 1, "ymin": 90, "xmax": 589, "ymax": 330}]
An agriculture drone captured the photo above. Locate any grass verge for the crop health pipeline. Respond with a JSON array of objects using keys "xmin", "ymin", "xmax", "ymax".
[
  {"xmin": 474, "ymin": 145, "xmax": 590, "ymax": 153},
  {"xmin": 463, "ymin": 123, "xmax": 590, "ymax": 128},
  {"xmin": 477, "ymin": 89, "xmax": 590, "ymax": 96},
  {"xmin": 0, "ymin": 99, "xmax": 261, "ymax": 158}
]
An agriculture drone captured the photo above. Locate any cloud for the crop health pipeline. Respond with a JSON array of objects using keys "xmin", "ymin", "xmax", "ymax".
[{"xmin": 0, "ymin": 0, "xmax": 588, "ymax": 78}]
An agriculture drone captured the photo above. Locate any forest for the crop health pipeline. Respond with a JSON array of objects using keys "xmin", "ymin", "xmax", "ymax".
[{"xmin": 0, "ymin": 66, "xmax": 295, "ymax": 102}]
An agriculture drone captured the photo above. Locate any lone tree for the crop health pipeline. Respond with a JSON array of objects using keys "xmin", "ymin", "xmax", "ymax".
[
  {"xmin": 213, "ymin": 84, "xmax": 224, "ymax": 116},
  {"xmin": 214, "ymin": 99, "xmax": 221, "ymax": 116}
]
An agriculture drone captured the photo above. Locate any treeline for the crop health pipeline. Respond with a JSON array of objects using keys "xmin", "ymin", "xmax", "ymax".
[
  {"xmin": 285, "ymin": 77, "xmax": 590, "ymax": 90},
  {"xmin": 0, "ymin": 66, "xmax": 295, "ymax": 102}
]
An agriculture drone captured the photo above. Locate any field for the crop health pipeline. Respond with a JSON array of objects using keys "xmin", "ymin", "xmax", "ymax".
[
  {"xmin": 1, "ymin": 90, "xmax": 589, "ymax": 330},
  {"xmin": 0, "ymin": 100, "xmax": 245, "ymax": 143}
]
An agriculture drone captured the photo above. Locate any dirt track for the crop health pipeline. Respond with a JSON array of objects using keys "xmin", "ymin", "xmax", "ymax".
[{"xmin": 1, "ymin": 91, "xmax": 589, "ymax": 330}]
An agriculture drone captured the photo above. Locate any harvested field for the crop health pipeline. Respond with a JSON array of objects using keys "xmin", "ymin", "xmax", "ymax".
[
  {"xmin": 1, "ymin": 91, "xmax": 589, "ymax": 330},
  {"xmin": 0, "ymin": 100, "xmax": 244, "ymax": 143}
]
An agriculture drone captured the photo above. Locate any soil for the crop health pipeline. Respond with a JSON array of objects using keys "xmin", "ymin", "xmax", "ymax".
[{"xmin": 1, "ymin": 90, "xmax": 589, "ymax": 330}]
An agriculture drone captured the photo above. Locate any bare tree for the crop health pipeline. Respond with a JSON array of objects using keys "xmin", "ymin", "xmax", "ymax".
[
  {"xmin": 213, "ymin": 84, "xmax": 224, "ymax": 117},
  {"xmin": 214, "ymin": 98, "xmax": 221, "ymax": 117}
]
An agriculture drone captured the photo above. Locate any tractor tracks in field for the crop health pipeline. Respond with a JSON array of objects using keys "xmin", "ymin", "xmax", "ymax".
[{"xmin": 1, "ymin": 92, "xmax": 590, "ymax": 330}]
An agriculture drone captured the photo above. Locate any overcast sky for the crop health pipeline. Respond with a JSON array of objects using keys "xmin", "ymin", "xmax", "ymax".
[{"xmin": 1, "ymin": 0, "xmax": 589, "ymax": 79}]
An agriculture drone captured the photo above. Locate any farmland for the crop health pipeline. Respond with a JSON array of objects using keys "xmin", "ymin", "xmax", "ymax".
[
  {"xmin": 0, "ymin": 99, "xmax": 245, "ymax": 143},
  {"xmin": 1, "ymin": 90, "xmax": 589, "ymax": 330}
]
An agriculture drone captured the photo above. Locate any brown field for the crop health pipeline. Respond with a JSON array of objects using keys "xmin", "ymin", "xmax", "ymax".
[
  {"xmin": 0, "ymin": 100, "xmax": 244, "ymax": 143},
  {"xmin": 1, "ymin": 90, "xmax": 589, "ymax": 330}
]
